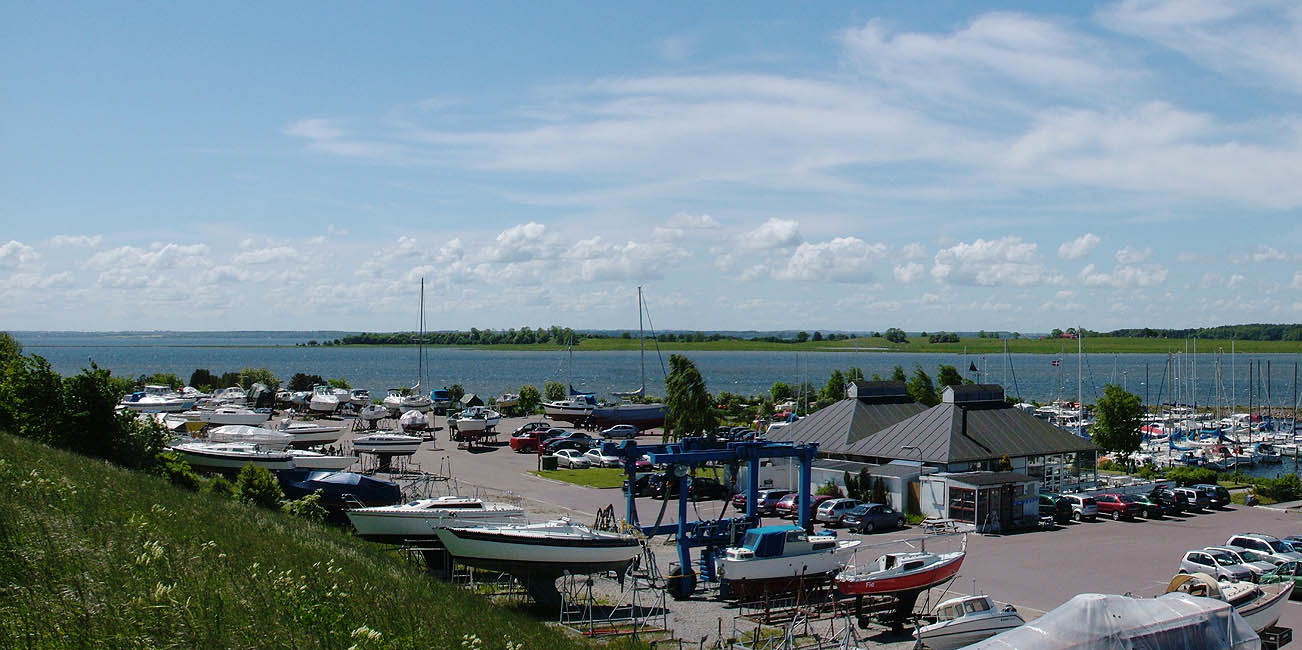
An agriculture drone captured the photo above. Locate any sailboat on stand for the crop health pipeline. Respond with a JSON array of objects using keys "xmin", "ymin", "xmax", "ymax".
[
  {"xmin": 590, "ymin": 286, "xmax": 666, "ymax": 429},
  {"xmin": 383, "ymin": 278, "xmax": 434, "ymax": 416}
]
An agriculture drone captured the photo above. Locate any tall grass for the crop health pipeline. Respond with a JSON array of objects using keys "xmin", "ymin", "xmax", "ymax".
[{"xmin": 0, "ymin": 434, "xmax": 617, "ymax": 649}]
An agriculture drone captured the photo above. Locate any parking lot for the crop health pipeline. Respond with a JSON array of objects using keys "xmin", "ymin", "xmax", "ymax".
[{"xmin": 353, "ymin": 413, "xmax": 1302, "ymax": 642}]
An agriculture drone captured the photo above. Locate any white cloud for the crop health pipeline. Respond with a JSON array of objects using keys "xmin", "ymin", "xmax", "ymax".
[
  {"xmin": 1292, "ymin": 271, "xmax": 1302, "ymax": 289},
  {"xmin": 931, "ymin": 236, "xmax": 1059, "ymax": 286},
  {"xmin": 893, "ymin": 262, "xmax": 925, "ymax": 284},
  {"xmin": 738, "ymin": 218, "xmax": 802, "ymax": 250},
  {"xmin": 284, "ymin": 118, "xmax": 346, "ymax": 140},
  {"xmin": 1250, "ymin": 244, "xmax": 1289, "ymax": 262},
  {"xmin": 775, "ymin": 237, "xmax": 886, "ymax": 282},
  {"xmin": 85, "ymin": 243, "xmax": 212, "ymax": 290},
  {"xmin": 1058, "ymin": 233, "xmax": 1101, "ymax": 260},
  {"xmin": 1115, "ymin": 245, "xmax": 1151, "ymax": 264},
  {"xmin": 50, "ymin": 234, "xmax": 103, "ymax": 248},
  {"xmin": 666, "ymin": 213, "xmax": 720, "ymax": 230},
  {"xmin": 0, "ymin": 241, "xmax": 39, "ymax": 268},
  {"xmin": 327, "ymin": 224, "xmax": 350, "ymax": 237},
  {"xmin": 233, "ymin": 245, "xmax": 297, "ymax": 265},
  {"xmin": 1227, "ymin": 273, "xmax": 1246, "ymax": 289},
  {"xmin": 901, "ymin": 242, "xmax": 926, "ymax": 259},
  {"xmin": 1078, "ymin": 263, "xmax": 1168, "ymax": 288}
]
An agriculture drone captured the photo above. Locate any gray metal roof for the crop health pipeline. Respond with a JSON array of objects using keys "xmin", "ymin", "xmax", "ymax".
[
  {"xmin": 851, "ymin": 401, "xmax": 1098, "ymax": 464},
  {"xmin": 766, "ymin": 397, "xmax": 928, "ymax": 454},
  {"xmin": 938, "ymin": 471, "xmax": 1035, "ymax": 487}
]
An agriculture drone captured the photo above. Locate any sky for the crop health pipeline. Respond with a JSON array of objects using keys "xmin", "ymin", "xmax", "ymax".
[{"xmin": 3, "ymin": 1, "xmax": 1301, "ymax": 333}]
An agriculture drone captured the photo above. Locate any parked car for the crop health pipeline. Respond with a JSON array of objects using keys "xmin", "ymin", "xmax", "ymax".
[
  {"xmin": 1059, "ymin": 494, "xmax": 1098, "ymax": 521},
  {"xmin": 1179, "ymin": 549, "xmax": 1254, "ymax": 582},
  {"xmin": 841, "ymin": 503, "xmax": 905, "ymax": 533},
  {"xmin": 542, "ymin": 431, "xmax": 596, "ymax": 453},
  {"xmin": 583, "ymin": 448, "xmax": 622, "ymax": 468},
  {"xmin": 731, "ymin": 489, "xmax": 792, "ymax": 514},
  {"xmin": 1150, "ymin": 487, "xmax": 1189, "ymax": 515},
  {"xmin": 512, "ymin": 420, "xmax": 553, "ymax": 437},
  {"xmin": 1207, "ymin": 546, "xmax": 1277, "ymax": 580},
  {"xmin": 509, "ymin": 426, "xmax": 551, "ymax": 453},
  {"xmin": 601, "ymin": 424, "xmax": 640, "ymax": 440},
  {"xmin": 815, "ymin": 498, "xmax": 861, "ymax": 526},
  {"xmin": 1094, "ymin": 493, "xmax": 1144, "ymax": 521},
  {"xmin": 553, "ymin": 449, "xmax": 590, "ymax": 469},
  {"xmin": 1038, "ymin": 493, "xmax": 1073, "ymax": 524},
  {"xmin": 1192, "ymin": 484, "xmax": 1232, "ymax": 509},
  {"xmin": 623, "ymin": 474, "xmax": 657, "ymax": 497},
  {"xmin": 651, "ymin": 475, "xmax": 730, "ymax": 501},
  {"xmin": 1130, "ymin": 493, "xmax": 1166, "ymax": 519},
  {"xmin": 774, "ymin": 493, "xmax": 835, "ymax": 520},
  {"xmin": 1172, "ymin": 487, "xmax": 1210, "ymax": 511},
  {"xmin": 1225, "ymin": 533, "xmax": 1302, "ymax": 565}
]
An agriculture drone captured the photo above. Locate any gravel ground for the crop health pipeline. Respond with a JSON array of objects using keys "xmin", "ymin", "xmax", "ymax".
[{"xmin": 299, "ymin": 410, "xmax": 1302, "ymax": 648}]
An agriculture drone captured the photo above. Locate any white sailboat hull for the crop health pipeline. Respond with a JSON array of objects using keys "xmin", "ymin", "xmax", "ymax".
[
  {"xmin": 915, "ymin": 611, "xmax": 1025, "ymax": 650},
  {"xmin": 347, "ymin": 505, "xmax": 526, "ymax": 543},
  {"xmin": 171, "ymin": 443, "xmax": 295, "ymax": 471},
  {"xmin": 285, "ymin": 450, "xmax": 358, "ymax": 471},
  {"xmin": 434, "ymin": 522, "xmax": 641, "ymax": 574}
]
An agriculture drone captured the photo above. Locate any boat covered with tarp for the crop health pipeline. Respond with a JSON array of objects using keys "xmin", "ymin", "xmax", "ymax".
[
  {"xmin": 278, "ymin": 470, "xmax": 402, "ymax": 509},
  {"xmin": 965, "ymin": 592, "xmax": 1260, "ymax": 650}
]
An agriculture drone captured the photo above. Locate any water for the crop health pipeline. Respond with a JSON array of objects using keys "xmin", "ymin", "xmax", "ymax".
[{"xmin": 13, "ymin": 332, "xmax": 1301, "ymax": 412}]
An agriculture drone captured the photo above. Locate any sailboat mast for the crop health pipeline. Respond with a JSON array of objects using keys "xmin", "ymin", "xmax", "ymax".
[
  {"xmin": 1078, "ymin": 326, "xmax": 1083, "ymax": 430},
  {"xmin": 418, "ymin": 277, "xmax": 425, "ymax": 390},
  {"xmin": 638, "ymin": 286, "xmax": 645, "ymax": 393}
]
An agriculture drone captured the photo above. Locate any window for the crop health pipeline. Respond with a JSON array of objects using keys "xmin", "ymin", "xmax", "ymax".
[
  {"xmin": 965, "ymin": 599, "xmax": 991, "ymax": 614},
  {"xmin": 949, "ymin": 487, "xmax": 976, "ymax": 523}
]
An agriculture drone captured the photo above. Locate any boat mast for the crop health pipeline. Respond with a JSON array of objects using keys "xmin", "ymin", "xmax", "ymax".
[
  {"xmin": 638, "ymin": 286, "xmax": 645, "ymax": 394},
  {"xmin": 1077, "ymin": 326, "xmax": 1083, "ymax": 430},
  {"xmin": 418, "ymin": 277, "xmax": 425, "ymax": 391}
]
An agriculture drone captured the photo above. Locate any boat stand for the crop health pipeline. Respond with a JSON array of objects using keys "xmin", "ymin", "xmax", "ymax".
[
  {"xmin": 727, "ymin": 607, "xmax": 867, "ymax": 650},
  {"xmin": 557, "ymin": 560, "xmax": 670, "ymax": 641}
]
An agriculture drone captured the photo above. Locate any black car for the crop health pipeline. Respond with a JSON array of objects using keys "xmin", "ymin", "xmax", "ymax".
[
  {"xmin": 1039, "ymin": 493, "xmax": 1072, "ymax": 524},
  {"xmin": 512, "ymin": 421, "xmax": 553, "ymax": 437},
  {"xmin": 542, "ymin": 431, "xmax": 596, "ymax": 453},
  {"xmin": 653, "ymin": 476, "xmax": 729, "ymax": 501},
  {"xmin": 842, "ymin": 503, "xmax": 905, "ymax": 533},
  {"xmin": 622, "ymin": 474, "xmax": 657, "ymax": 497},
  {"xmin": 1150, "ymin": 487, "xmax": 1189, "ymax": 515}
]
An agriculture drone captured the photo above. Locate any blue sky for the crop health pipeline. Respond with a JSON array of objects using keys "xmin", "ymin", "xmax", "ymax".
[{"xmin": 3, "ymin": 1, "xmax": 1301, "ymax": 332}]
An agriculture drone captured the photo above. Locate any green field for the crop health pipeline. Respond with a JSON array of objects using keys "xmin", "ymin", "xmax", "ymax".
[
  {"xmin": 533, "ymin": 467, "xmax": 627, "ymax": 489},
  {"xmin": 0, "ymin": 433, "xmax": 623, "ymax": 650},
  {"xmin": 347, "ymin": 336, "xmax": 1301, "ymax": 354}
]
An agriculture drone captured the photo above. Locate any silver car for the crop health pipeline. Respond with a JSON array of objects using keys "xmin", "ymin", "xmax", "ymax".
[
  {"xmin": 1179, "ymin": 549, "xmax": 1253, "ymax": 582},
  {"xmin": 583, "ymin": 448, "xmax": 622, "ymax": 468},
  {"xmin": 1225, "ymin": 533, "xmax": 1302, "ymax": 566},
  {"xmin": 553, "ymin": 449, "xmax": 590, "ymax": 468},
  {"xmin": 1207, "ymin": 546, "xmax": 1276, "ymax": 580},
  {"xmin": 815, "ymin": 498, "xmax": 860, "ymax": 525}
]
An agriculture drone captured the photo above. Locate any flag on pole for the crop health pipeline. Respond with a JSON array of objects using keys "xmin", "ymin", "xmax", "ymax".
[{"xmin": 968, "ymin": 362, "xmax": 978, "ymax": 372}]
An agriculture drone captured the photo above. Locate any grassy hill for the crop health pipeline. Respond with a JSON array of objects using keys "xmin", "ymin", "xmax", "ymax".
[{"xmin": 0, "ymin": 433, "xmax": 620, "ymax": 649}]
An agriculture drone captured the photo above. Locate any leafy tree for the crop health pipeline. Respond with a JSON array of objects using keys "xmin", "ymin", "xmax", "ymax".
[
  {"xmin": 136, "ymin": 372, "xmax": 183, "ymax": 389},
  {"xmin": 770, "ymin": 382, "xmax": 793, "ymax": 401},
  {"xmin": 936, "ymin": 365, "xmax": 965, "ymax": 389},
  {"xmin": 907, "ymin": 365, "xmax": 940, "ymax": 406},
  {"xmin": 0, "ymin": 332, "xmax": 22, "ymax": 370},
  {"xmin": 64, "ymin": 363, "xmax": 167, "ymax": 469},
  {"xmin": 1050, "ymin": 328, "xmax": 1064, "ymax": 338},
  {"xmin": 327, "ymin": 377, "xmax": 350, "ymax": 389},
  {"xmin": 795, "ymin": 331, "xmax": 809, "ymax": 342},
  {"xmin": 1166, "ymin": 466, "xmax": 1217, "ymax": 487},
  {"xmin": 543, "ymin": 380, "xmax": 565, "ymax": 402},
  {"xmin": 0, "ymin": 354, "xmax": 63, "ymax": 444},
  {"xmin": 518, "ymin": 384, "xmax": 541, "ymax": 414},
  {"xmin": 235, "ymin": 463, "xmax": 284, "ymax": 509},
  {"xmin": 1089, "ymin": 384, "xmax": 1144, "ymax": 459},
  {"xmin": 815, "ymin": 480, "xmax": 844, "ymax": 498},
  {"xmin": 663, "ymin": 354, "xmax": 715, "ymax": 441},
  {"xmin": 884, "ymin": 328, "xmax": 908, "ymax": 344},
  {"xmin": 239, "ymin": 367, "xmax": 280, "ymax": 391},
  {"xmin": 288, "ymin": 373, "xmax": 325, "ymax": 391},
  {"xmin": 203, "ymin": 475, "xmax": 236, "ymax": 498},
  {"xmin": 821, "ymin": 369, "xmax": 846, "ymax": 401},
  {"xmin": 155, "ymin": 451, "xmax": 201, "ymax": 491},
  {"xmin": 847, "ymin": 367, "xmax": 864, "ymax": 382},
  {"xmin": 189, "ymin": 368, "xmax": 218, "ymax": 391},
  {"xmin": 448, "ymin": 384, "xmax": 465, "ymax": 404},
  {"xmin": 282, "ymin": 490, "xmax": 328, "ymax": 523},
  {"xmin": 891, "ymin": 365, "xmax": 907, "ymax": 382},
  {"xmin": 812, "ymin": 331, "xmax": 823, "ymax": 342},
  {"xmin": 871, "ymin": 477, "xmax": 888, "ymax": 505}
]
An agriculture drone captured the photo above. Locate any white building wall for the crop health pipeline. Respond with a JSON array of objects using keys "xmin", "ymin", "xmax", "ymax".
[{"xmin": 919, "ymin": 477, "xmax": 948, "ymax": 519}]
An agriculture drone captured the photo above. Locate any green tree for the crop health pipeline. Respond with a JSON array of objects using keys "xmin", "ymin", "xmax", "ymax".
[
  {"xmin": 770, "ymin": 382, "xmax": 793, "ymax": 401},
  {"xmin": 812, "ymin": 331, "xmax": 823, "ymax": 342},
  {"xmin": 64, "ymin": 363, "xmax": 167, "ymax": 469},
  {"xmin": 936, "ymin": 364, "xmax": 965, "ymax": 389},
  {"xmin": 240, "ymin": 367, "xmax": 280, "ymax": 390},
  {"xmin": 154, "ymin": 450, "xmax": 201, "ymax": 491},
  {"xmin": 0, "ymin": 332, "xmax": 22, "ymax": 370},
  {"xmin": 288, "ymin": 373, "xmax": 325, "ymax": 391},
  {"xmin": 448, "ymin": 383, "xmax": 465, "ymax": 404},
  {"xmin": 1089, "ymin": 384, "xmax": 1144, "ymax": 460},
  {"xmin": 235, "ymin": 464, "xmax": 284, "ymax": 509},
  {"xmin": 282, "ymin": 490, "xmax": 328, "ymax": 523},
  {"xmin": 891, "ymin": 365, "xmax": 907, "ymax": 382},
  {"xmin": 821, "ymin": 369, "xmax": 846, "ymax": 401},
  {"xmin": 518, "ymin": 384, "xmax": 541, "ymax": 414},
  {"xmin": 327, "ymin": 377, "xmax": 350, "ymax": 389},
  {"xmin": 815, "ymin": 480, "xmax": 844, "ymax": 497},
  {"xmin": 189, "ymin": 368, "xmax": 218, "ymax": 391},
  {"xmin": 907, "ymin": 365, "xmax": 940, "ymax": 406},
  {"xmin": 543, "ymin": 380, "xmax": 566, "ymax": 402},
  {"xmin": 795, "ymin": 331, "xmax": 809, "ymax": 343},
  {"xmin": 136, "ymin": 372, "xmax": 183, "ymax": 389},
  {"xmin": 871, "ymin": 476, "xmax": 888, "ymax": 505},
  {"xmin": 0, "ymin": 354, "xmax": 63, "ymax": 444},
  {"xmin": 884, "ymin": 328, "xmax": 908, "ymax": 344},
  {"xmin": 663, "ymin": 354, "xmax": 715, "ymax": 441}
]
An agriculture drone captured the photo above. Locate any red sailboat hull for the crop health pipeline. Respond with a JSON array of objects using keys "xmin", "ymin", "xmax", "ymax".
[{"xmin": 836, "ymin": 552, "xmax": 965, "ymax": 596}]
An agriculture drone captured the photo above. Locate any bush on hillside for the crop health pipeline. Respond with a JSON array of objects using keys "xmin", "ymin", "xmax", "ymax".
[
  {"xmin": 1166, "ymin": 466, "xmax": 1217, "ymax": 487},
  {"xmin": 203, "ymin": 474, "xmax": 236, "ymax": 498},
  {"xmin": 234, "ymin": 464, "xmax": 283, "ymax": 509},
  {"xmin": 154, "ymin": 451, "xmax": 201, "ymax": 491},
  {"xmin": 282, "ymin": 490, "xmax": 328, "ymax": 523}
]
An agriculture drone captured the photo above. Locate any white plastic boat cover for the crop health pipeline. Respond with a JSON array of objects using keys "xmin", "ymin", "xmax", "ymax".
[{"xmin": 963, "ymin": 593, "xmax": 1259, "ymax": 650}]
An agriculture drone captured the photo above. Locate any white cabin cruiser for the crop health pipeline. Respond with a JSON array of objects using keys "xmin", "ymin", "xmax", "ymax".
[
  {"xmin": 451, "ymin": 406, "xmax": 501, "ymax": 433},
  {"xmin": 349, "ymin": 389, "xmax": 372, "ymax": 407},
  {"xmin": 183, "ymin": 406, "xmax": 270, "ymax": 426},
  {"xmin": 120, "ymin": 386, "xmax": 191, "ymax": 412},
  {"xmin": 915, "ymin": 595, "xmax": 1024, "ymax": 650},
  {"xmin": 352, "ymin": 431, "xmax": 423, "ymax": 455},
  {"xmin": 382, "ymin": 388, "xmax": 432, "ymax": 415},
  {"xmin": 345, "ymin": 496, "xmax": 527, "ymax": 543},
  {"xmin": 170, "ymin": 441, "xmax": 294, "ymax": 471},
  {"xmin": 543, "ymin": 394, "xmax": 597, "ymax": 423},
  {"xmin": 283, "ymin": 449, "xmax": 358, "ymax": 471},
  {"xmin": 309, "ymin": 385, "xmax": 340, "ymax": 413},
  {"xmin": 210, "ymin": 386, "xmax": 248, "ymax": 406},
  {"xmin": 716, "ymin": 525, "xmax": 861, "ymax": 600},
  {"xmin": 1166, "ymin": 572, "xmax": 1293, "ymax": 633},
  {"xmin": 208, "ymin": 425, "xmax": 294, "ymax": 450},
  {"xmin": 275, "ymin": 417, "xmax": 345, "ymax": 447}
]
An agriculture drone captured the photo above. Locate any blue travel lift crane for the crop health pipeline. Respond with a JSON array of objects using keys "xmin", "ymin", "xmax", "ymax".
[{"xmin": 601, "ymin": 437, "xmax": 819, "ymax": 600}]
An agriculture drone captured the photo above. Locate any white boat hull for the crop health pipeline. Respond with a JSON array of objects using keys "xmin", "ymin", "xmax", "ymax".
[
  {"xmin": 171, "ymin": 443, "xmax": 295, "ymax": 471},
  {"xmin": 280, "ymin": 423, "xmax": 345, "ymax": 447},
  {"xmin": 187, "ymin": 408, "xmax": 270, "ymax": 426},
  {"xmin": 916, "ymin": 611, "xmax": 1025, "ymax": 650},
  {"xmin": 435, "ymin": 523, "xmax": 641, "ymax": 575},
  {"xmin": 347, "ymin": 506, "xmax": 527, "ymax": 543},
  {"xmin": 1238, "ymin": 581, "xmax": 1292, "ymax": 633},
  {"xmin": 208, "ymin": 425, "xmax": 293, "ymax": 450},
  {"xmin": 309, "ymin": 396, "xmax": 339, "ymax": 413},
  {"xmin": 285, "ymin": 451, "xmax": 358, "ymax": 471},
  {"xmin": 352, "ymin": 434, "xmax": 423, "ymax": 455}
]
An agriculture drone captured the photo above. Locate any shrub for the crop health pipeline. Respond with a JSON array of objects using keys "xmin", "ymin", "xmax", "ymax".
[
  {"xmin": 234, "ymin": 464, "xmax": 283, "ymax": 509},
  {"xmin": 815, "ymin": 480, "xmax": 844, "ymax": 498},
  {"xmin": 1136, "ymin": 464, "xmax": 1161, "ymax": 480},
  {"xmin": 283, "ymin": 490, "xmax": 328, "ymax": 523},
  {"xmin": 154, "ymin": 451, "xmax": 201, "ymax": 491},
  {"xmin": 1166, "ymin": 466, "xmax": 1217, "ymax": 487},
  {"xmin": 203, "ymin": 475, "xmax": 235, "ymax": 498}
]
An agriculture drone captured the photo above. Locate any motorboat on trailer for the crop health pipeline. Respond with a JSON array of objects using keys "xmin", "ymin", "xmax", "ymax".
[
  {"xmin": 275, "ymin": 417, "xmax": 345, "ymax": 447},
  {"xmin": 398, "ymin": 409, "xmax": 429, "ymax": 433},
  {"xmin": 715, "ymin": 525, "xmax": 861, "ymax": 600},
  {"xmin": 170, "ymin": 441, "xmax": 295, "ymax": 471},
  {"xmin": 120, "ymin": 385, "xmax": 191, "ymax": 413},
  {"xmin": 543, "ymin": 394, "xmax": 597, "ymax": 423},
  {"xmin": 358, "ymin": 404, "xmax": 389, "ymax": 423},
  {"xmin": 836, "ymin": 547, "xmax": 966, "ymax": 596},
  {"xmin": 284, "ymin": 449, "xmax": 358, "ymax": 471},
  {"xmin": 383, "ymin": 387, "xmax": 432, "ymax": 415},
  {"xmin": 914, "ymin": 594, "xmax": 1024, "ymax": 650},
  {"xmin": 352, "ymin": 431, "xmax": 423, "ymax": 455},
  {"xmin": 349, "ymin": 389, "xmax": 372, "ymax": 408},
  {"xmin": 450, "ymin": 405, "xmax": 501, "ymax": 434},
  {"xmin": 183, "ymin": 406, "xmax": 271, "ymax": 426},
  {"xmin": 209, "ymin": 386, "xmax": 248, "ymax": 406},
  {"xmin": 345, "ymin": 496, "xmax": 527, "ymax": 543},
  {"xmin": 309, "ymin": 385, "xmax": 340, "ymax": 413},
  {"xmin": 1166, "ymin": 572, "xmax": 1293, "ymax": 633},
  {"xmin": 434, "ymin": 519, "xmax": 641, "ymax": 575},
  {"xmin": 208, "ymin": 424, "xmax": 294, "ymax": 450}
]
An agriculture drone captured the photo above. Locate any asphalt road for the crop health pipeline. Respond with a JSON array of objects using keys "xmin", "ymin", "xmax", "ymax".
[{"xmin": 348, "ymin": 413, "xmax": 1302, "ymax": 639}]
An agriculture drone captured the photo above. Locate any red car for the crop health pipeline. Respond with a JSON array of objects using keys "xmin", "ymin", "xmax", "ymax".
[
  {"xmin": 509, "ymin": 425, "xmax": 550, "ymax": 453},
  {"xmin": 1094, "ymin": 493, "xmax": 1144, "ymax": 521},
  {"xmin": 773, "ymin": 493, "xmax": 834, "ymax": 520}
]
